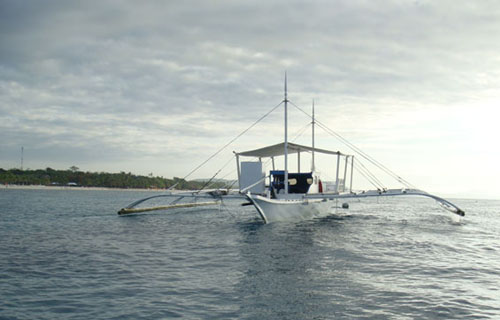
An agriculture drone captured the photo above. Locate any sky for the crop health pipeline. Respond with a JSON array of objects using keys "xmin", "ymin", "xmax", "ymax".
[{"xmin": 1, "ymin": 0, "xmax": 499, "ymax": 199}]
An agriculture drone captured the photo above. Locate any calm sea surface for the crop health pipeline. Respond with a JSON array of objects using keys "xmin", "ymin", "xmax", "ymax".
[{"xmin": 1, "ymin": 188, "xmax": 499, "ymax": 319}]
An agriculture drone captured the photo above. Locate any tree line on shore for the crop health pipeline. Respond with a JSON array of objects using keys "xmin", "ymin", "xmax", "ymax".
[{"xmin": 0, "ymin": 167, "xmax": 231, "ymax": 190}]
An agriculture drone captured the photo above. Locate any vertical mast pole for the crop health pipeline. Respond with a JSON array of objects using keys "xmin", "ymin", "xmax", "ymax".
[
  {"xmin": 311, "ymin": 100, "xmax": 315, "ymax": 172},
  {"xmin": 284, "ymin": 73, "xmax": 289, "ymax": 194},
  {"xmin": 21, "ymin": 146, "xmax": 24, "ymax": 171}
]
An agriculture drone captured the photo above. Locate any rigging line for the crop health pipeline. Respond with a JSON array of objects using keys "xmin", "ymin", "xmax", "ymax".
[
  {"xmin": 291, "ymin": 122, "xmax": 312, "ymax": 142},
  {"xmin": 219, "ymin": 201, "xmax": 236, "ymax": 218},
  {"xmin": 315, "ymin": 120, "xmax": 414, "ymax": 188},
  {"xmin": 351, "ymin": 155, "xmax": 386, "ymax": 189},
  {"xmin": 353, "ymin": 159, "xmax": 385, "ymax": 190},
  {"xmin": 288, "ymin": 100, "xmax": 404, "ymax": 183},
  {"xmin": 288, "ymin": 100, "xmax": 414, "ymax": 188},
  {"xmin": 207, "ymin": 168, "xmax": 237, "ymax": 190},
  {"xmin": 205, "ymin": 115, "xmax": 314, "ymax": 192},
  {"xmin": 197, "ymin": 98, "xmax": 307, "ymax": 192},
  {"xmin": 202, "ymin": 155, "xmax": 237, "ymax": 191},
  {"xmin": 318, "ymin": 117, "xmax": 411, "ymax": 187},
  {"xmin": 226, "ymin": 179, "xmax": 238, "ymax": 190},
  {"xmin": 195, "ymin": 167, "xmax": 223, "ymax": 194},
  {"xmin": 352, "ymin": 161, "xmax": 384, "ymax": 190},
  {"xmin": 206, "ymin": 125, "xmax": 313, "ymax": 193},
  {"xmin": 352, "ymin": 163, "xmax": 379, "ymax": 190},
  {"xmin": 317, "ymin": 121, "xmax": 414, "ymax": 188},
  {"xmin": 209, "ymin": 169, "xmax": 237, "ymax": 189},
  {"xmin": 350, "ymin": 159, "xmax": 380, "ymax": 189},
  {"xmin": 180, "ymin": 101, "xmax": 284, "ymax": 182}
]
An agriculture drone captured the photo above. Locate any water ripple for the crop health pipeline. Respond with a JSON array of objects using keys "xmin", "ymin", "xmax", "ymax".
[{"xmin": 1, "ymin": 191, "xmax": 499, "ymax": 319}]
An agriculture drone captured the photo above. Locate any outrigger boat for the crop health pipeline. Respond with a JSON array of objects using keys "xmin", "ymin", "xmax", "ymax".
[
  {"xmin": 118, "ymin": 77, "xmax": 465, "ymax": 222},
  {"xmin": 234, "ymin": 143, "xmax": 465, "ymax": 223}
]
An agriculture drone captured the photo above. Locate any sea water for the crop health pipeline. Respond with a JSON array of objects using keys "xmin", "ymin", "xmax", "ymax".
[{"xmin": 1, "ymin": 188, "xmax": 499, "ymax": 319}]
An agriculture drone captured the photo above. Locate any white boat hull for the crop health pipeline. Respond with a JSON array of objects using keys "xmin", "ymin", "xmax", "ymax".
[{"xmin": 246, "ymin": 194, "xmax": 333, "ymax": 223}]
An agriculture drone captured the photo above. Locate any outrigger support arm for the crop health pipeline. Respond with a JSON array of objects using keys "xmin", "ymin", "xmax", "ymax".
[
  {"xmin": 117, "ymin": 192, "xmax": 223, "ymax": 215},
  {"xmin": 304, "ymin": 188, "xmax": 465, "ymax": 216}
]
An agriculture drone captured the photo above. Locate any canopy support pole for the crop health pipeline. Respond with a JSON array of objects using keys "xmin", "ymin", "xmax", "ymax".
[
  {"xmin": 335, "ymin": 153, "xmax": 340, "ymax": 193},
  {"xmin": 350, "ymin": 156, "xmax": 354, "ymax": 193},
  {"xmin": 236, "ymin": 154, "xmax": 241, "ymax": 191},
  {"xmin": 297, "ymin": 152, "xmax": 300, "ymax": 173},
  {"xmin": 343, "ymin": 155, "xmax": 348, "ymax": 192}
]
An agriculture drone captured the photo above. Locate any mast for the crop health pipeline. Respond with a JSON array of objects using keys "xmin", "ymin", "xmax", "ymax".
[
  {"xmin": 311, "ymin": 100, "xmax": 315, "ymax": 172},
  {"xmin": 284, "ymin": 73, "xmax": 289, "ymax": 194}
]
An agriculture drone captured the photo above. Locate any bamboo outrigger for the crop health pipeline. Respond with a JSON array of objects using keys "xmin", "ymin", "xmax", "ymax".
[{"xmin": 118, "ymin": 200, "xmax": 220, "ymax": 215}]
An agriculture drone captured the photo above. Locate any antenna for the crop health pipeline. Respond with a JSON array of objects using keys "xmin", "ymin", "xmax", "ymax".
[
  {"xmin": 284, "ymin": 72, "xmax": 289, "ymax": 194},
  {"xmin": 311, "ymin": 100, "xmax": 315, "ymax": 172}
]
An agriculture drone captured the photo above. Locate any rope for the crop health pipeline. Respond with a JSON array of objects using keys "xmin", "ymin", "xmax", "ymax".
[
  {"xmin": 353, "ymin": 157, "xmax": 386, "ymax": 189},
  {"xmin": 289, "ymin": 100, "xmax": 415, "ymax": 189},
  {"xmin": 179, "ymin": 101, "xmax": 283, "ymax": 182},
  {"xmin": 291, "ymin": 122, "xmax": 312, "ymax": 142},
  {"xmin": 204, "ymin": 119, "xmax": 309, "ymax": 192},
  {"xmin": 185, "ymin": 95, "xmax": 405, "ymax": 194},
  {"xmin": 316, "ymin": 120, "xmax": 414, "ymax": 188},
  {"xmin": 197, "ymin": 155, "xmax": 236, "ymax": 192},
  {"xmin": 195, "ymin": 167, "xmax": 224, "ymax": 194},
  {"xmin": 225, "ymin": 179, "xmax": 238, "ymax": 190},
  {"xmin": 353, "ymin": 161, "xmax": 384, "ymax": 190}
]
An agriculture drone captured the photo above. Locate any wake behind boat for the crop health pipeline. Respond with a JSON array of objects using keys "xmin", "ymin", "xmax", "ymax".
[{"xmin": 118, "ymin": 76, "xmax": 464, "ymax": 222}]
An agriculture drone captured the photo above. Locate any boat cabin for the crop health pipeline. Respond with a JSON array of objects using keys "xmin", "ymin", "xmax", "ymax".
[
  {"xmin": 235, "ymin": 142, "xmax": 353, "ymax": 197},
  {"xmin": 269, "ymin": 170, "xmax": 313, "ymax": 195}
]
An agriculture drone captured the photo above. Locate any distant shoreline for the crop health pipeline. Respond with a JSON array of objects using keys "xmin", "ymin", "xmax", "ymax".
[
  {"xmin": 1, "ymin": 168, "xmax": 229, "ymax": 190},
  {"xmin": 1, "ymin": 184, "xmax": 167, "ymax": 192}
]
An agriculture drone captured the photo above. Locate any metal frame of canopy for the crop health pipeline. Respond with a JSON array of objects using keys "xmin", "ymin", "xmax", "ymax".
[
  {"xmin": 236, "ymin": 142, "xmax": 344, "ymax": 157},
  {"xmin": 235, "ymin": 142, "xmax": 355, "ymax": 195}
]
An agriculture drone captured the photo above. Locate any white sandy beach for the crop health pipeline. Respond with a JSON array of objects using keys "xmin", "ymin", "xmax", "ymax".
[{"xmin": 0, "ymin": 184, "xmax": 166, "ymax": 192}]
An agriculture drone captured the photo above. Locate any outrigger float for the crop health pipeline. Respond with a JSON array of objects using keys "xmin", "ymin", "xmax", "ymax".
[{"xmin": 118, "ymin": 77, "xmax": 464, "ymax": 222}]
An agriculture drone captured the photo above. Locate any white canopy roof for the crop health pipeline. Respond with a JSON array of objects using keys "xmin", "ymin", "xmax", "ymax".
[{"xmin": 236, "ymin": 142, "xmax": 346, "ymax": 157}]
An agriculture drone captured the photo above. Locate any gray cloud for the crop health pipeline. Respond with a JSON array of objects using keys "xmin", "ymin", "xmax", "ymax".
[{"xmin": 1, "ymin": 0, "xmax": 499, "ymax": 195}]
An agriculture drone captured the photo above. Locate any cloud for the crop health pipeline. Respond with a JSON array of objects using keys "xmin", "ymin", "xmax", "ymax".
[{"xmin": 1, "ymin": 0, "xmax": 499, "ymax": 196}]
